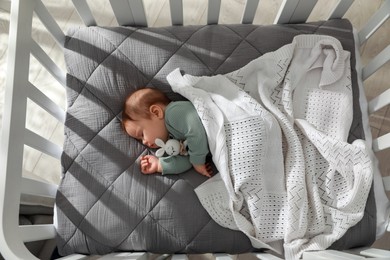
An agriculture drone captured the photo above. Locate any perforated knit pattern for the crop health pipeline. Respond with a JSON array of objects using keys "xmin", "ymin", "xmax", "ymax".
[
  {"xmin": 225, "ymin": 117, "xmax": 265, "ymax": 190},
  {"xmin": 168, "ymin": 35, "xmax": 373, "ymax": 260},
  {"xmin": 224, "ymin": 117, "xmax": 286, "ymax": 242},
  {"xmin": 197, "ymin": 188, "xmax": 236, "ymax": 228},
  {"xmin": 304, "ymin": 89, "xmax": 349, "ymax": 139}
]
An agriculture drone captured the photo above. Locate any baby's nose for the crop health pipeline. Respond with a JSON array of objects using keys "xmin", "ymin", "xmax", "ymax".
[{"xmin": 143, "ymin": 139, "xmax": 152, "ymax": 148}]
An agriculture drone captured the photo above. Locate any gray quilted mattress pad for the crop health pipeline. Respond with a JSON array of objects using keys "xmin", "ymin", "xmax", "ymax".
[{"xmin": 57, "ymin": 19, "xmax": 376, "ymax": 256}]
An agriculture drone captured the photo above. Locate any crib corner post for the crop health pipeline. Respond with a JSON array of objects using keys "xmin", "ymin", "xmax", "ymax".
[{"xmin": 0, "ymin": 0, "xmax": 40, "ymax": 259}]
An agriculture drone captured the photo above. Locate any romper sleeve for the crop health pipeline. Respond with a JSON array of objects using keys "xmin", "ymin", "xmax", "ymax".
[
  {"xmin": 159, "ymin": 155, "xmax": 192, "ymax": 175},
  {"xmin": 165, "ymin": 102, "xmax": 209, "ymax": 166}
]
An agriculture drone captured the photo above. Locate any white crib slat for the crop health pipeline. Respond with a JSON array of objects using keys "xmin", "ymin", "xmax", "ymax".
[
  {"xmin": 154, "ymin": 254, "xmax": 171, "ymax": 260},
  {"xmin": 57, "ymin": 255, "xmax": 88, "ymax": 260},
  {"xmin": 99, "ymin": 252, "xmax": 149, "ymax": 259},
  {"xmin": 275, "ymin": 0, "xmax": 318, "ymax": 24},
  {"xmin": 373, "ymin": 132, "xmax": 390, "ymax": 152},
  {"xmin": 358, "ymin": 0, "xmax": 390, "ymax": 45},
  {"xmin": 71, "ymin": 0, "xmax": 97, "ymax": 26},
  {"xmin": 328, "ymin": 0, "xmax": 355, "ymax": 19},
  {"xmin": 128, "ymin": 0, "xmax": 148, "ymax": 27},
  {"xmin": 171, "ymin": 254, "xmax": 188, "ymax": 260},
  {"xmin": 386, "ymin": 221, "xmax": 390, "ymax": 232},
  {"xmin": 214, "ymin": 254, "xmax": 231, "ymax": 260},
  {"xmin": 383, "ymin": 176, "xmax": 390, "ymax": 192},
  {"xmin": 24, "ymin": 128, "xmax": 62, "ymax": 160},
  {"xmin": 0, "ymin": 0, "xmax": 34, "ymax": 258},
  {"xmin": 21, "ymin": 177, "xmax": 57, "ymax": 198},
  {"xmin": 293, "ymin": 0, "xmax": 318, "ymax": 22},
  {"xmin": 34, "ymin": 0, "xmax": 66, "ymax": 47},
  {"xmin": 19, "ymin": 224, "xmax": 56, "ymax": 242},
  {"xmin": 360, "ymin": 248, "xmax": 390, "ymax": 258},
  {"xmin": 303, "ymin": 250, "xmax": 365, "ymax": 259},
  {"xmin": 207, "ymin": 0, "xmax": 221, "ymax": 24},
  {"xmin": 368, "ymin": 88, "xmax": 390, "ymax": 114},
  {"xmin": 275, "ymin": 0, "xmax": 296, "ymax": 24},
  {"xmin": 27, "ymin": 82, "xmax": 65, "ymax": 123},
  {"xmin": 30, "ymin": 40, "xmax": 67, "ymax": 87},
  {"xmin": 0, "ymin": 0, "xmax": 11, "ymax": 12},
  {"xmin": 109, "ymin": 0, "xmax": 135, "ymax": 26},
  {"xmin": 170, "ymin": 0, "xmax": 184, "ymax": 25},
  {"xmin": 362, "ymin": 44, "xmax": 390, "ymax": 80},
  {"xmin": 241, "ymin": 0, "xmax": 260, "ymax": 24},
  {"xmin": 255, "ymin": 252, "xmax": 283, "ymax": 259}
]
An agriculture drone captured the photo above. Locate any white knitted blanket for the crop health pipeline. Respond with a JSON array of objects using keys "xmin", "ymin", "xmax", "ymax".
[{"xmin": 166, "ymin": 35, "xmax": 373, "ymax": 259}]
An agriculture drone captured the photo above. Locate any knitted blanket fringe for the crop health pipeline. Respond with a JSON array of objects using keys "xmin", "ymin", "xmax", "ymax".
[{"xmin": 166, "ymin": 35, "xmax": 373, "ymax": 260}]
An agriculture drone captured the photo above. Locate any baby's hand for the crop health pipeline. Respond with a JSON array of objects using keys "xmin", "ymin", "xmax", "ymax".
[
  {"xmin": 140, "ymin": 155, "xmax": 162, "ymax": 174},
  {"xmin": 193, "ymin": 163, "xmax": 213, "ymax": 178}
]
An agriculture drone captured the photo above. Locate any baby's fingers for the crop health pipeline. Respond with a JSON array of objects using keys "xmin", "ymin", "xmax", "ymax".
[
  {"xmin": 204, "ymin": 173, "xmax": 212, "ymax": 178},
  {"xmin": 140, "ymin": 158, "xmax": 150, "ymax": 173},
  {"xmin": 201, "ymin": 169, "xmax": 212, "ymax": 178},
  {"xmin": 206, "ymin": 163, "xmax": 213, "ymax": 174}
]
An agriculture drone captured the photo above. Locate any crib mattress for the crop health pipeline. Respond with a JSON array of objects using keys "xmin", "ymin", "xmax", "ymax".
[{"xmin": 57, "ymin": 19, "xmax": 376, "ymax": 255}]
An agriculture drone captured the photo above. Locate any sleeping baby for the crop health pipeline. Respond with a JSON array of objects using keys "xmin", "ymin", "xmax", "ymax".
[{"xmin": 122, "ymin": 88, "xmax": 212, "ymax": 178}]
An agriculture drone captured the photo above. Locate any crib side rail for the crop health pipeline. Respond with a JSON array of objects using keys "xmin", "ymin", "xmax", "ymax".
[
  {"xmin": 361, "ymin": 1, "xmax": 390, "ymax": 155},
  {"xmin": 365, "ymin": 46, "xmax": 390, "ymax": 154},
  {"xmin": 0, "ymin": 0, "xmax": 38, "ymax": 258},
  {"xmin": 1, "ymin": 0, "xmax": 390, "ymax": 259},
  {"xmin": 0, "ymin": 0, "xmax": 65, "ymax": 259},
  {"xmin": 73, "ymin": 0, "xmax": 358, "ymax": 27}
]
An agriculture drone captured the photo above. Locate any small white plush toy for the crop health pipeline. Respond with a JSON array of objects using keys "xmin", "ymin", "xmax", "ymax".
[{"xmin": 155, "ymin": 138, "xmax": 188, "ymax": 157}]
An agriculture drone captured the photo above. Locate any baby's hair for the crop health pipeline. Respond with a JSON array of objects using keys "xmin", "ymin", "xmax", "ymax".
[{"xmin": 122, "ymin": 88, "xmax": 171, "ymax": 131}]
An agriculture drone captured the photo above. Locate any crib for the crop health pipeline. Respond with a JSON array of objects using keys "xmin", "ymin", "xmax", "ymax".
[{"xmin": 1, "ymin": 0, "xmax": 390, "ymax": 259}]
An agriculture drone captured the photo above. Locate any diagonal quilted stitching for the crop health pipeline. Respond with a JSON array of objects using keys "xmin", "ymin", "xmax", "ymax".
[
  {"xmin": 67, "ymin": 213, "xmax": 189, "ymax": 253},
  {"xmin": 64, "ymin": 27, "xmax": 196, "ymax": 172},
  {"xmin": 59, "ymin": 20, "xmax": 366, "ymax": 255},
  {"xmin": 62, "ymin": 112, "xmax": 127, "ymax": 173},
  {"xmin": 90, "ymin": 27, "xmax": 156, "ymax": 83},
  {"xmin": 223, "ymin": 25, "xmax": 263, "ymax": 54},
  {"xmin": 62, "ymin": 94, "xmax": 118, "ymax": 169},
  {"xmin": 112, "ymin": 179, "xmax": 183, "ymax": 250},
  {"xmin": 182, "ymin": 219, "xmax": 213, "ymax": 252},
  {"xmin": 175, "ymin": 26, "xmax": 216, "ymax": 74},
  {"xmin": 64, "ymin": 32, "xmax": 153, "ymax": 173},
  {"xmin": 63, "ymin": 116, "xmax": 186, "ymax": 249},
  {"xmin": 72, "ymin": 30, "xmax": 145, "ymax": 114},
  {"xmin": 63, "ymin": 31, "xmax": 139, "ymax": 165},
  {"xmin": 61, "ymin": 148, "xmax": 150, "ymax": 249},
  {"xmin": 63, "ymin": 25, "xmax": 197, "ymax": 246},
  {"xmin": 142, "ymin": 26, "xmax": 212, "ymax": 86},
  {"xmin": 112, "ymin": 180, "xmax": 212, "ymax": 251},
  {"xmin": 66, "ymin": 27, "xmax": 136, "ymax": 110},
  {"xmin": 213, "ymin": 25, "xmax": 261, "ymax": 73},
  {"xmin": 63, "ymin": 24, "xmax": 254, "ymax": 248}
]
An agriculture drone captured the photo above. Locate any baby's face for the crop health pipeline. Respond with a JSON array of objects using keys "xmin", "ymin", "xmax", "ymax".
[{"xmin": 124, "ymin": 117, "xmax": 168, "ymax": 148}]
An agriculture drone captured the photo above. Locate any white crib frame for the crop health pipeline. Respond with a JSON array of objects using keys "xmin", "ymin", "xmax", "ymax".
[{"xmin": 0, "ymin": 0, "xmax": 390, "ymax": 259}]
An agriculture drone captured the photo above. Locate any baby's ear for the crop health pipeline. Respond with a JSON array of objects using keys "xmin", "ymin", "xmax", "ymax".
[{"xmin": 150, "ymin": 104, "xmax": 164, "ymax": 119}]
